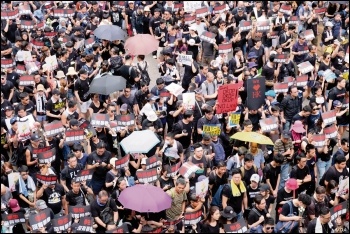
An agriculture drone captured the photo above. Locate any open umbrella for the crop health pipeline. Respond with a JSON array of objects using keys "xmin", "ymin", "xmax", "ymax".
[
  {"xmin": 89, "ymin": 74, "xmax": 126, "ymax": 95},
  {"xmin": 120, "ymin": 130, "xmax": 160, "ymax": 153},
  {"xmin": 124, "ymin": 34, "xmax": 159, "ymax": 55},
  {"xmin": 230, "ymin": 132, "xmax": 274, "ymax": 145},
  {"xmin": 93, "ymin": 25, "xmax": 127, "ymax": 41},
  {"xmin": 118, "ymin": 184, "xmax": 172, "ymax": 212}
]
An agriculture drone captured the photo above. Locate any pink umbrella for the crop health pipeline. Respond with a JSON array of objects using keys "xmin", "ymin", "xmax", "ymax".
[
  {"xmin": 124, "ymin": 34, "xmax": 159, "ymax": 55},
  {"xmin": 118, "ymin": 184, "xmax": 172, "ymax": 212}
]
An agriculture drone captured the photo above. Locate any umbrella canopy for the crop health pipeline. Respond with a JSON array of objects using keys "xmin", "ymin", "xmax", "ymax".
[
  {"xmin": 89, "ymin": 74, "xmax": 126, "ymax": 95},
  {"xmin": 120, "ymin": 130, "xmax": 160, "ymax": 153},
  {"xmin": 118, "ymin": 184, "xmax": 172, "ymax": 212},
  {"xmin": 124, "ymin": 34, "xmax": 159, "ymax": 55},
  {"xmin": 230, "ymin": 132, "xmax": 274, "ymax": 145},
  {"xmin": 93, "ymin": 25, "xmax": 127, "ymax": 41}
]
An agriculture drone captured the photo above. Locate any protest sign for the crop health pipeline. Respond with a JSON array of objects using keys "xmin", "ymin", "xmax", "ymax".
[
  {"xmin": 69, "ymin": 205, "xmax": 91, "ymax": 219},
  {"xmin": 1, "ymin": 9, "xmax": 19, "ymax": 20},
  {"xmin": 196, "ymin": 7, "xmax": 209, "ymax": 18},
  {"xmin": 257, "ymin": 20, "xmax": 270, "ymax": 32},
  {"xmin": 19, "ymin": 75, "xmax": 35, "ymax": 86},
  {"xmin": 165, "ymin": 83, "xmax": 184, "ymax": 97},
  {"xmin": 330, "ymin": 201, "xmax": 347, "ymax": 223},
  {"xmin": 53, "ymin": 8, "xmax": 64, "ymax": 17},
  {"xmin": 196, "ymin": 178, "xmax": 209, "ymax": 198},
  {"xmin": 21, "ymin": 20, "xmax": 36, "ymax": 30},
  {"xmin": 246, "ymin": 76, "xmax": 266, "ymax": 110},
  {"xmin": 296, "ymin": 75, "xmax": 308, "ymax": 87},
  {"xmin": 1, "ymin": 133, "xmax": 6, "ymax": 148},
  {"xmin": 2, "ymin": 212, "xmax": 25, "ymax": 227},
  {"xmin": 218, "ymin": 43, "xmax": 232, "ymax": 54},
  {"xmin": 146, "ymin": 155, "xmax": 162, "ymax": 170},
  {"xmin": 1, "ymin": 58, "xmax": 15, "ymax": 68},
  {"xmin": 214, "ymin": 4, "xmax": 227, "ymax": 14},
  {"xmin": 304, "ymin": 29, "xmax": 315, "ymax": 41},
  {"xmin": 228, "ymin": 112, "xmax": 241, "ymax": 127},
  {"xmin": 16, "ymin": 64, "xmax": 26, "ymax": 75},
  {"xmin": 116, "ymin": 114, "xmax": 135, "ymax": 126},
  {"xmin": 91, "ymin": 113, "xmax": 109, "ymax": 127},
  {"xmin": 284, "ymin": 76, "xmax": 295, "ymax": 86},
  {"xmin": 184, "ymin": 2, "xmax": 203, "ymax": 12},
  {"xmin": 322, "ymin": 110, "xmax": 337, "ymax": 126},
  {"xmin": 44, "ymin": 55, "xmax": 58, "ymax": 72},
  {"xmin": 19, "ymin": 114, "xmax": 36, "ymax": 129},
  {"xmin": 184, "ymin": 210, "xmax": 202, "ymax": 225},
  {"xmin": 280, "ymin": 4, "xmax": 292, "ymax": 15},
  {"xmin": 22, "ymin": 51, "xmax": 32, "ymax": 62},
  {"xmin": 32, "ymin": 146, "xmax": 52, "ymax": 159},
  {"xmin": 25, "ymin": 61, "xmax": 39, "ymax": 74},
  {"xmin": 216, "ymin": 83, "xmax": 240, "ymax": 114},
  {"xmin": 274, "ymin": 53, "xmax": 289, "ymax": 63},
  {"xmin": 64, "ymin": 9, "xmax": 75, "ymax": 18},
  {"xmin": 77, "ymin": 217, "xmax": 94, "ymax": 233},
  {"xmin": 179, "ymin": 162, "xmax": 200, "ymax": 179},
  {"xmin": 109, "ymin": 121, "xmax": 125, "ymax": 132},
  {"xmin": 44, "ymin": 121, "xmax": 65, "ymax": 137},
  {"xmin": 136, "ymin": 167, "xmax": 159, "ymax": 184},
  {"xmin": 322, "ymin": 69, "xmax": 337, "ymax": 82},
  {"xmin": 315, "ymin": 7, "xmax": 327, "ymax": 15},
  {"xmin": 203, "ymin": 124, "xmax": 221, "ymax": 136},
  {"xmin": 173, "ymin": 3, "xmax": 184, "ymax": 12},
  {"xmin": 338, "ymin": 177, "xmax": 348, "ymax": 196},
  {"xmin": 17, "ymin": 119, "xmax": 31, "ymax": 141},
  {"xmin": 18, "ymin": 4, "xmax": 31, "ymax": 15},
  {"xmin": 177, "ymin": 54, "xmax": 192, "ymax": 66},
  {"xmin": 239, "ymin": 20, "xmax": 252, "ymax": 32},
  {"xmin": 106, "ymin": 225, "xmax": 130, "ymax": 233},
  {"xmin": 115, "ymin": 155, "xmax": 130, "ymax": 169},
  {"xmin": 289, "ymin": 16, "xmax": 299, "ymax": 25},
  {"xmin": 259, "ymin": 116, "xmax": 278, "ymax": 132},
  {"xmin": 74, "ymin": 169, "xmax": 94, "ymax": 182},
  {"xmin": 297, "ymin": 61, "xmax": 314, "ymax": 74},
  {"xmin": 44, "ymin": 31, "xmax": 57, "ymax": 38},
  {"xmin": 32, "ymin": 39, "xmax": 45, "ymax": 50},
  {"xmin": 323, "ymin": 124, "xmax": 337, "ymax": 139},
  {"xmin": 85, "ymin": 37, "xmax": 95, "ymax": 49},
  {"xmin": 167, "ymin": 161, "xmax": 182, "ymax": 177},
  {"xmin": 313, "ymin": 134, "xmax": 326, "ymax": 148},
  {"xmin": 65, "ymin": 129, "xmax": 84, "ymax": 143},
  {"xmin": 8, "ymin": 172, "xmax": 20, "ymax": 192},
  {"xmin": 37, "ymin": 148, "xmax": 56, "ymax": 164},
  {"xmin": 29, "ymin": 209, "xmax": 51, "ymax": 231},
  {"xmin": 37, "ymin": 21, "xmax": 45, "ymax": 30},
  {"xmin": 200, "ymin": 31, "xmax": 216, "ymax": 44},
  {"xmin": 182, "ymin": 93, "xmax": 195, "ymax": 110},
  {"xmin": 115, "ymin": 1, "xmax": 125, "ymax": 9},
  {"xmin": 184, "ymin": 14, "xmax": 196, "ymax": 25},
  {"xmin": 36, "ymin": 174, "xmax": 57, "ymax": 186},
  {"xmin": 53, "ymin": 214, "xmax": 72, "ymax": 232},
  {"xmin": 274, "ymin": 82, "xmax": 289, "ymax": 93},
  {"xmin": 224, "ymin": 218, "xmax": 248, "ymax": 233}
]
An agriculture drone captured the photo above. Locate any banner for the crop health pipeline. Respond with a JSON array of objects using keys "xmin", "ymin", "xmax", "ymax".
[
  {"xmin": 323, "ymin": 124, "xmax": 337, "ymax": 139},
  {"xmin": 239, "ymin": 20, "xmax": 252, "ymax": 32},
  {"xmin": 2, "ymin": 212, "xmax": 25, "ymax": 227},
  {"xmin": 115, "ymin": 1, "xmax": 125, "ymax": 9},
  {"xmin": 146, "ymin": 155, "xmax": 162, "ymax": 170},
  {"xmin": 184, "ymin": 210, "xmax": 202, "ymax": 225},
  {"xmin": 216, "ymin": 83, "xmax": 240, "ymax": 114},
  {"xmin": 297, "ymin": 61, "xmax": 314, "ymax": 74},
  {"xmin": 182, "ymin": 93, "xmax": 195, "ymax": 110},
  {"xmin": 115, "ymin": 155, "xmax": 130, "ymax": 169},
  {"xmin": 195, "ymin": 178, "xmax": 209, "ymax": 198},
  {"xmin": 167, "ymin": 161, "xmax": 182, "ymax": 177},
  {"xmin": 179, "ymin": 162, "xmax": 200, "ymax": 179},
  {"xmin": 65, "ymin": 129, "xmax": 84, "ymax": 143},
  {"xmin": 280, "ymin": 4, "xmax": 292, "ymax": 15},
  {"xmin": 218, "ymin": 43, "xmax": 232, "ymax": 54},
  {"xmin": 246, "ymin": 76, "xmax": 266, "ymax": 110},
  {"xmin": 37, "ymin": 147, "xmax": 56, "ymax": 164},
  {"xmin": 304, "ymin": 29, "xmax": 315, "ymax": 41},
  {"xmin": 1, "ymin": 9, "xmax": 19, "ymax": 20},
  {"xmin": 44, "ymin": 121, "xmax": 65, "ymax": 137},
  {"xmin": 165, "ymin": 83, "xmax": 184, "ymax": 97},
  {"xmin": 184, "ymin": 14, "xmax": 196, "ymax": 25},
  {"xmin": 53, "ymin": 214, "xmax": 72, "ymax": 232},
  {"xmin": 259, "ymin": 116, "xmax": 278, "ymax": 132},
  {"xmin": 36, "ymin": 174, "xmax": 57, "ymax": 185},
  {"xmin": 74, "ymin": 169, "xmax": 94, "ymax": 182},
  {"xmin": 29, "ymin": 209, "xmax": 51, "ymax": 231},
  {"xmin": 330, "ymin": 201, "xmax": 347, "ymax": 223},
  {"xmin": 200, "ymin": 31, "xmax": 216, "ymax": 44},
  {"xmin": 106, "ymin": 225, "xmax": 130, "ymax": 233},
  {"xmin": 296, "ymin": 75, "xmax": 308, "ymax": 87},
  {"xmin": 31, "ymin": 39, "xmax": 45, "ymax": 50},
  {"xmin": 214, "ymin": 4, "xmax": 227, "ymax": 14},
  {"xmin": 274, "ymin": 82, "xmax": 289, "ymax": 93},
  {"xmin": 68, "ymin": 205, "xmax": 91, "ymax": 219},
  {"xmin": 44, "ymin": 31, "xmax": 57, "ymax": 38},
  {"xmin": 16, "ymin": 64, "xmax": 26, "ymax": 75},
  {"xmin": 77, "ymin": 217, "xmax": 94, "ymax": 233},
  {"xmin": 257, "ymin": 20, "xmax": 270, "ymax": 32},
  {"xmin": 284, "ymin": 76, "xmax": 295, "ymax": 86},
  {"xmin": 116, "ymin": 114, "xmax": 135, "ymax": 126},
  {"xmin": 32, "ymin": 146, "xmax": 52, "ymax": 159},
  {"xmin": 228, "ymin": 112, "xmax": 241, "ymax": 127},
  {"xmin": 177, "ymin": 54, "xmax": 192, "ymax": 66},
  {"xmin": 136, "ymin": 167, "xmax": 159, "ymax": 184},
  {"xmin": 274, "ymin": 54, "xmax": 289, "ymax": 63},
  {"xmin": 18, "ymin": 5, "xmax": 31, "ymax": 15},
  {"xmin": 91, "ymin": 113, "xmax": 109, "ymax": 127},
  {"xmin": 17, "ymin": 119, "xmax": 31, "ymax": 141},
  {"xmin": 1, "ymin": 58, "xmax": 15, "ymax": 68},
  {"xmin": 19, "ymin": 75, "xmax": 35, "ymax": 86},
  {"xmin": 174, "ymin": 3, "xmax": 184, "ymax": 12},
  {"xmin": 288, "ymin": 16, "xmax": 299, "ymax": 25},
  {"xmin": 21, "ymin": 20, "xmax": 36, "ymax": 30},
  {"xmin": 203, "ymin": 124, "xmax": 221, "ymax": 136},
  {"xmin": 313, "ymin": 134, "xmax": 326, "ymax": 148},
  {"xmin": 224, "ymin": 218, "xmax": 248, "ymax": 233},
  {"xmin": 184, "ymin": 2, "xmax": 202, "ymax": 12},
  {"xmin": 322, "ymin": 110, "xmax": 336, "ymax": 126},
  {"xmin": 196, "ymin": 7, "xmax": 209, "ymax": 18},
  {"xmin": 44, "ymin": 55, "xmax": 58, "ymax": 72}
]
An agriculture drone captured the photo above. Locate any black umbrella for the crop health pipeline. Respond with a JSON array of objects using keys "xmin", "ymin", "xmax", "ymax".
[
  {"xmin": 89, "ymin": 74, "xmax": 126, "ymax": 95},
  {"xmin": 93, "ymin": 25, "xmax": 127, "ymax": 41}
]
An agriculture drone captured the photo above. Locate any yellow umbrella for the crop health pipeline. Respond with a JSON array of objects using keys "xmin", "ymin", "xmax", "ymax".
[{"xmin": 230, "ymin": 132, "xmax": 274, "ymax": 145}]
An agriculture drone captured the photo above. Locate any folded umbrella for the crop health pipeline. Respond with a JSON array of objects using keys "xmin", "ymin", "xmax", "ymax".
[
  {"xmin": 93, "ymin": 25, "xmax": 127, "ymax": 41},
  {"xmin": 89, "ymin": 74, "xmax": 126, "ymax": 95},
  {"xmin": 118, "ymin": 184, "xmax": 172, "ymax": 212},
  {"xmin": 120, "ymin": 130, "xmax": 160, "ymax": 153},
  {"xmin": 124, "ymin": 34, "xmax": 159, "ymax": 55},
  {"xmin": 230, "ymin": 131, "xmax": 274, "ymax": 145}
]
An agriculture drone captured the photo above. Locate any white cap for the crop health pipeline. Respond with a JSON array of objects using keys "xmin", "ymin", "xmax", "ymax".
[
  {"xmin": 250, "ymin": 174, "xmax": 260, "ymax": 183},
  {"xmin": 325, "ymin": 21, "xmax": 334, "ymax": 27}
]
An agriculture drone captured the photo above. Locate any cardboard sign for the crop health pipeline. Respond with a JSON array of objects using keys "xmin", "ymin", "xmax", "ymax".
[
  {"xmin": 29, "ymin": 209, "xmax": 51, "ymax": 231},
  {"xmin": 323, "ymin": 124, "xmax": 337, "ymax": 139},
  {"xmin": 18, "ymin": 4, "xmax": 31, "ymax": 15},
  {"xmin": 116, "ymin": 114, "xmax": 135, "ymax": 126},
  {"xmin": 36, "ymin": 173, "xmax": 57, "ymax": 185},
  {"xmin": 246, "ymin": 76, "xmax": 266, "ymax": 110},
  {"xmin": 2, "ymin": 212, "xmax": 25, "ymax": 227},
  {"xmin": 165, "ymin": 83, "xmax": 184, "ymax": 97},
  {"xmin": 177, "ymin": 54, "xmax": 193, "ymax": 66},
  {"xmin": 274, "ymin": 53, "xmax": 289, "ymax": 63},
  {"xmin": 69, "ymin": 205, "xmax": 91, "ymax": 219},
  {"xmin": 289, "ymin": 16, "xmax": 299, "ymax": 25},
  {"xmin": 259, "ymin": 116, "xmax": 278, "ymax": 132},
  {"xmin": 239, "ymin": 20, "xmax": 252, "ymax": 32},
  {"xmin": 195, "ymin": 178, "xmax": 209, "ymax": 198},
  {"xmin": 200, "ymin": 31, "xmax": 216, "ymax": 44},
  {"xmin": 136, "ymin": 167, "xmax": 159, "ymax": 184},
  {"xmin": 77, "ymin": 217, "xmax": 94, "ymax": 233},
  {"xmin": 167, "ymin": 161, "xmax": 182, "ymax": 177},
  {"xmin": 21, "ymin": 20, "xmax": 36, "ymax": 30},
  {"xmin": 182, "ymin": 93, "xmax": 195, "ymax": 110},
  {"xmin": 115, "ymin": 1, "xmax": 125, "ymax": 9},
  {"xmin": 17, "ymin": 119, "xmax": 31, "ymax": 141},
  {"xmin": 214, "ymin": 4, "xmax": 227, "ymax": 14},
  {"xmin": 32, "ymin": 146, "xmax": 52, "ymax": 159},
  {"xmin": 1, "ymin": 58, "xmax": 15, "ymax": 68},
  {"xmin": 44, "ymin": 55, "xmax": 58, "ymax": 72},
  {"xmin": 338, "ymin": 177, "xmax": 349, "ymax": 196},
  {"xmin": 297, "ymin": 61, "xmax": 314, "ymax": 74},
  {"xmin": 313, "ymin": 134, "xmax": 326, "ymax": 148},
  {"xmin": 44, "ymin": 121, "xmax": 65, "ymax": 137},
  {"xmin": 218, "ymin": 43, "xmax": 232, "ymax": 54},
  {"xmin": 91, "ymin": 113, "xmax": 109, "ymax": 127},
  {"xmin": 284, "ymin": 76, "xmax": 295, "ymax": 86},
  {"xmin": 203, "ymin": 124, "xmax": 221, "ymax": 136},
  {"xmin": 179, "ymin": 162, "xmax": 200, "ymax": 178},
  {"xmin": 44, "ymin": 31, "xmax": 57, "ymax": 38},
  {"xmin": 224, "ymin": 218, "xmax": 248, "ymax": 233},
  {"xmin": 184, "ymin": 1, "xmax": 202, "ymax": 12},
  {"xmin": 74, "ymin": 169, "xmax": 94, "ymax": 182},
  {"xmin": 8, "ymin": 172, "xmax": 20, "ymax": 192},
  {"xmin": 330, "ymin": 201, "xmax": 348, "ymax": 223},
  {"xmin": 304, "ymin": 29, "xmax": 315, "ymax": 41},
  {"xmin": 274, "ymin": 82, "xmax": 289, "ymax": 93},
  {"xmin": 322, "ymin": 110, "xmax": 337, "ymax": 126},
  {"xmin": 323, "ymin": 69, "xmax": 337, "ymax": 82},
  {"xmin": 109, "ymin": 121, "xmax": 124, "ymax": 132},
  {"xmin": 174, "ymin": 3, "xmax": 184, "ymax": 12},
  {"xmin": 229, "ymin": 112, "xmax": 241, "ymax": 127},
  {"xmin": 53, "ymin": 214, "xmax": 72, "ymax": 232},
  {"xmin": 257, "ymin": 20, "xmax": 270, "ymax": 32},
  {"xmin": 19, "ymin": 75, "xmax": 35, "ymax": 86},
  {"xmin": 115, "ymin": 155, "xmax": 130, "ymax": 169},
  {"xmin": 16, "ymin": 64, "xmax": 26, "ymax": 75},
  {"xmin": 216, "ymin": 83, "xmax": 240, "ymax": 114},
  {"xmin": 1, "ymin": 9, "xmax": 19, "ymax": 20},
  {"xmin": 184, "ymin": 14, "xmax": 196, "ymax": 25},
  {"xmin": 25, "ymin": 61, "xmax": 39, "ymax": 75},
  {"xmin": 65, "ymin": 129, "xmax": 84, "ymax": 143},
  {"xmin": 296, "ymin": 75, "xmax": 308, "ymax": 87},
  {"xmin": 196, "ymin": 7, "xmax": 209, "ymax": 18},
  {"xmin": 280, "ymin": 4, "xmax": 292, "ymax": 15},
  {"xmin": 146, "ymin": 155, "xmax": 162, "ymax": 170},
  {"xmin": 315, "ymin": 7, "xmax": 327, "ymax": 15},
  {"xmin": 31, "ymin": 39, "xmax": 45, "ymax": 50},
  {"xmin": 37, "ymin": 148, "xmax": 56, "ymax": 164},
  {"xmin": 184, "ymin": 210, "xmax": 202, "ymax": 225}
]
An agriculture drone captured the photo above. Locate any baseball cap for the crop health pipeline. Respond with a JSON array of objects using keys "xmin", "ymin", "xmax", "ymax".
[
  {"xmin": 260, "ymin": 183, "xmax": 270, "ymax": 192},
  {"xmin": 333, "ymin": 100, "xmax": 342, "ymax": 108},
  {"xmin": 79, "ymin": 68, "xmax": 88, "ymax": 75},
  {"xmin": 237, "ymin": 7, "xmax": 244, "ymax": 11},
  {"xmin": 281, "ymin": 130, "xmax": 291, "ymax": 139},
  {"xmin": 9, "ymin": 199, "xmax": 20, "ymax": 212},
  {"xmin": 4, "ymin": 106, "xmax": 13, "ymax": 111},
  {"xmin": 265, "ymin": 90, "xmax": 276, "ymax": 97},
  {"xmin": 247, "ymin": 52, "xmax": 258, "ymax": 59},
  {"xmin": 70, "ymin": 119, "xmax": 79, "ymax": 127},
  {"xmin": 10, "ymin": 117, "xmax": 17, "ymax": 125},
  {"xmin": 120, "ymin": 104, "xmax": 128, "ymax": 112},
  {"xmin": 250, "ymin": 174, "xmax": 260, "ymax": 183},
  {"xmin": 317, "ymin": 70, "xmax": 324, "ymax": 76},
  {"xmin": 30, "ymin": 134, "xmax": 41, "ymax": 142},
  {"xmin": 36, "ymin": 200, "xmax": 48, "ymax": 210}
]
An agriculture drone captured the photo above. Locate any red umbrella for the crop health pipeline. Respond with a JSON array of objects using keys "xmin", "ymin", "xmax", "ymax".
[{"xmin": 124, "ymin": 34, "xmax": 159, "ymax": 55}]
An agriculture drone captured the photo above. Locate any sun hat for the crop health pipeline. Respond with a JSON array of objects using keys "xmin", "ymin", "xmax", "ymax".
[
  {"xmin": 291, "ymin": 120, "xmax": 306, "ymax": 133},
  {"xmin": 66, "ymin": 67, "xmax": 78, "ymax": 76},
  {"xmin": 37, "ymin": 84, "xmax": 45, "ymax": 91},
  {"xmin": 55, "ymin": 70, "xmax": 65, "ymax": 79},
  {"xmin": 286, "ymin": 178, "xmax": 299, "ymax": 190},
  {"xmin": 147, "ymin": 112, "xmax": 158, "ymax": 122}
]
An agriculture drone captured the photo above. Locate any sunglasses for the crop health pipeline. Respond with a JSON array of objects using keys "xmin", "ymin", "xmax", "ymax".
[
  {"xmin": 266, "ymin": 227, "xmax": 274, "ymax": 230},
  {"xmin": 110, "ymin": 110, "xmax": 116, "ymax": 112}
]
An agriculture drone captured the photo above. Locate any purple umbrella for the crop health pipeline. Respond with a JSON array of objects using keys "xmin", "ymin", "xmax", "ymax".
[{"xmin": 118, "ymin": 184, "xmax": 172, "ymax": 213}]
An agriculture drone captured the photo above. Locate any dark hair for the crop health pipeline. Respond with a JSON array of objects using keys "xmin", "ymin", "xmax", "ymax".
[
  {"xmin": 295, "ymin": 152, "xmax": 306, "ymax": 163},
  {"xmin": 334, "ymin": 155, "xmax": 346, "ymax": 164},
  {"xmin": 305, "ymin": 144, "xmax": 315, "ymax": 154},
  {"xmin": 298, "ymin": 193, "xmax": 311, "ymax": 206},
  {"xmin": 137, "ymin": 55, "xmax": 145, "ymax": 60},
  {"xmin": 243, "ymin": 119, "xmax": 252, "ymax": 127},
  {"xmin": 166, "ymin": 132, "xmax": 175, "ymax": 139},
  {"xmin": 264, "ymin": 217, "xmax": 275, "ymax": 226},
  {"xmin": 20, "ymin": 92, "xmax": 29, "ymax": 99},
  {"xmin": 16, "ymin": 104, "xmax": 26, "ymax": 112},
  {"xmin": 68, "ymin": 100, "xmax": 77, "ymax": 108},
  {"xmin": 193, "ymin": 143, "xmax": 202, "ymax": 150},
  {"xmin": 96, "ymin": 141, "xmax": 107, "ymax": 149},
  {"xmin": 204, "ymin": 106, "xmax": 213, "ymax": 114},
  {"xmin": 202, "ymin": 133, "xmax": 211, "ymax": 141},
  {"xmin": 183, "ymin": 110, "xmax": 194, "ymax": 119},
  {"xmin": 19, "ymin": 165, "xmax": 29, "ymax": 173},
  {"xmin": 73, "ymin": 144, "xmax": 84, "ymax": 152},
  {"xmin": 254, "ymin": 194, "xmax": 264, "ymax": 205},
  {"xmin": 302, "ymin": 105, "xmax": 312, "ymax": 113},
  {"xmin": 231, "ymin": 168, "xmax": 242, "ymax": 177},
  {"xmin": 273, "ymin": 153, "xmax": 284, "ymax": 164},
  {"xmin": 341, "ymin": 138, "xmax": 349, "ymax": 146},
  {"xmin": 216, "ymin": 161, "xmax": 226, "ymax": 168},
  {"xmin": 67, "ymin": 153, "xmax": 76, "ymax": 160},
  {"xmin": 319, "ymin": 206, "xmax": 330, "ymax": 216},
  {"xmin": 315, "ymin": 186, "xmax": 326, "ymax": 194},
  {"xmin": 244, "ymin": 153, "xmax": 254, "ymax": 162}
]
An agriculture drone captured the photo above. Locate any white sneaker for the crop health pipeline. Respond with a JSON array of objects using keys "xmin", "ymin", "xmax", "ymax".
[{"xmin": 153, "ymin": 55, "xmax": 157, "ymax": 59}]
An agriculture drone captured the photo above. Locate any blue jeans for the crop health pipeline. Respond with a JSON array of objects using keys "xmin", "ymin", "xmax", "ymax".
[
  {"xmin": 317, "ymin": 159, "xmax": 332, "ymax": 184},
  {"xmin": 283, "ymin": 120, "xmax": 292, "ymax": 131},
  {"xmin": 236, "ymin": 211, "xmax": 243, "ymax": 221},
  {"xmin": 279, "ymin": 162, "xmax": 291, "ymax": 190}
]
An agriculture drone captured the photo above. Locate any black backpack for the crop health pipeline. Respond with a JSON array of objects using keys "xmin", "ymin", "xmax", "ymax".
[
  {"xmin": 137, "ymin": 62, "xmax": 150, "ymax": 86},
  {"xmin": 100, "ymin": 198, "xmax": 113, "ymax": 224}
]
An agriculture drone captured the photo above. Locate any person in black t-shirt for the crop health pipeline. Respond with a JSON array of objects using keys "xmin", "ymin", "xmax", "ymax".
[
  {"xmin": 247, "ymin": 194, "xmax": 268, "ymax": 231},
  {"xmin": 307, "ymin": 206, "xmax": 332, "ymax": 233},
  {"xmin": 172, "ymin": 110, "xmax": 194, "ymax": 160},
  {"xmin": 46, "ymin": 89, "xmax": 64, "ymax": 123},
  {"xmin": 263, "ymin": 153, "xmax": 283, "ymax": 197},
  {"xmin": 37, "ymin": 182, "xmax": 65, "ymax": 216},
  {"xmin": 208, "ymin": 161, "xmax": 228, "ymax": 197},
  {"xmin": 65, "ymin": 179, "xmax": 93, "ymax": 212},
  {"xmin": 118, "ymin": 55, "xmax": 139, "ymax": 87},
  {"xmin": 60, "ymin": 153, "xmax": 84, "ymax": 192},
  {"xmin": 290, "ymin": 153, "xmax": 312, "ymax": 196}
]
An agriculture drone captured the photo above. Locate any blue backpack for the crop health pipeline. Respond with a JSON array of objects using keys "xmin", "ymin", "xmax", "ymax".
[
  {"xmin": 211, "ymin": 184, "xmax": 230, "ymax": 210},
  {"xmin": 213, "ymin": 139, "xmax": 225, "ymax": 163}
]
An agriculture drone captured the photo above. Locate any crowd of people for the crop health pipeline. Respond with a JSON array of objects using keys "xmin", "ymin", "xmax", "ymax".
[{"xmin": 0, "ymin": 0, "xmax": 349, "ymax": 233}]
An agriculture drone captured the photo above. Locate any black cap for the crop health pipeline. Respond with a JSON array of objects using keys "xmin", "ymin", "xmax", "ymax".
[
  {"xmin": 79, "ymin": 68, "xmax": 88, "ymax": 75},
  {"xmin": 4, "ymin": 106, "xmax": 13, "ymax": 111},
  {"xmin": 282, "ymin": 130, "xmax": 291, "ymax": 139},
  {"xmin": 30, "ymin": 134, "xmax": 41, "ymax": 142},
  {"xmin": 70, "ymin": 119, "xmax": 79, "ymax": 126},
  {"xmin": 260, "ymin": 183, "xmax": 270, "ymax": 191}
]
